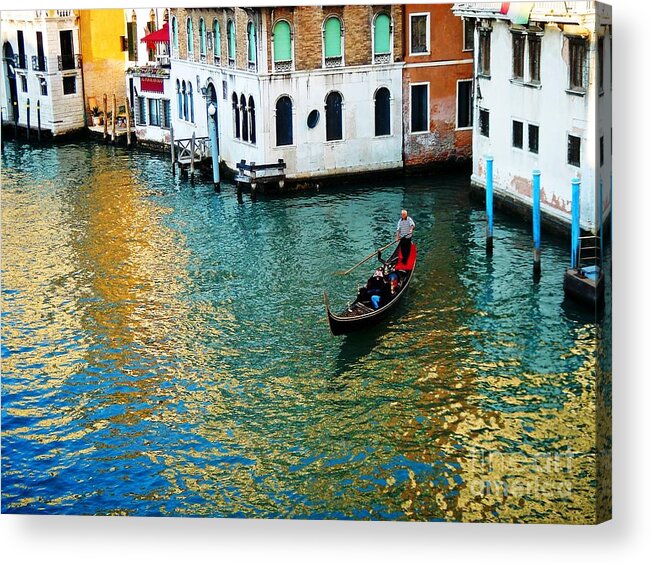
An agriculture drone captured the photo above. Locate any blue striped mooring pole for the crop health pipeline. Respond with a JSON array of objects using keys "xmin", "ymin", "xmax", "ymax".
[
  {"xmin": 532, "ymin": 169, "xmax": 541, "ymax": 276},
  {"xmin": 486, "ymin": 155, "xmax": 494, "ymax": 255},
  {"xmin": 571, "ymin": 177, "xmax": 581, "ymax": 270},
  {"xmin": 207, "ymin": 102, "xmax": 220, "ymax": 192}
]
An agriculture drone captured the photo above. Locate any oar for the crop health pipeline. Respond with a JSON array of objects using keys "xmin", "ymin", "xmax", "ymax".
[{"xmin": 338, "ymin": 240, "xmax": 398, "ymax": 275}]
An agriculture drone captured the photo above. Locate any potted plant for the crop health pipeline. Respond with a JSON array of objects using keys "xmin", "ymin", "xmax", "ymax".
[{"xmin": 90, "ymin": 106, "xmax": 102, "ymax": 126}]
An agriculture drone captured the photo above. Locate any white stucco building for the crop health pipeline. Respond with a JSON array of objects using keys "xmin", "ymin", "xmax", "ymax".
[
  {"xmin": 169, "ymin": 6, "xmax": 404, "ymax": 181},
  {"xmin": 1, "ymin": 9, "xmax": 84, "ymax": 136},
  {"xmin": 453, "ymin": 2, "xmax": 612, "ymax": 232}
]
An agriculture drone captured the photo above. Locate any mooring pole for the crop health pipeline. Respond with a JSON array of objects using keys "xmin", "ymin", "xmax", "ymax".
[
  {"xmin": 532, "ymin": 169, "xmax": 541, "ymax": 278},
  {"xmin": 207, "ymin": 103, "xmax": 220, "ymax": 191},
  {"xmin": 13, "ymin": 101, "xmax": 18, "ymax": 138},
  {"xmin": 111, "ymin": 94, "xmax": 117, "ymax": 144},
  {"xmin": 599, "ymin": 178, "xmax": 604, "ymax": 268},
  {"xmin": 486, "ymin": 155, "xmax": 494, "ymax": 255},
  {"xmin": 571, "ymin": 177, "xmax": 581, "ymax": 270},
  {"xmin": 103, "ymin": 94, "xmax": 108, "ymax": 141},
  {"xmin": 125, "ymin": 97, "xmax": 131, "ymax": 149},
  {"xmin": 26, "ymin": 98, "xmax": 31, "ymax": 141},
  {"xmin": 170, "ymin": 124, "xmax": 176, "ymax": 175},
  {"xmin": 190, "ymin": 131, "xmax": 196, "ymax": 181},
  {"xmin": 37, "ymin": 100, "xmax": 41, "ymax": 142}
]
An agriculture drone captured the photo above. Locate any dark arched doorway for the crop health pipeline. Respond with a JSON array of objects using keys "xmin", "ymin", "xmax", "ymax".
[{"xmin": 3, "ymin": 42, "xmax": 19, "ymax": 123}]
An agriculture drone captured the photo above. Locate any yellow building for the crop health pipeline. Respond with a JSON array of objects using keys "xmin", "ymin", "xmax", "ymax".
[{"xmin": 78, "ymin": 9, "xmax": 127, "ymax": 120}]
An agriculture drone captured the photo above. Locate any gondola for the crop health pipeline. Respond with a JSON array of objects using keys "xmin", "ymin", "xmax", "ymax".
[{"xmin": 324, "ymin": 241, "xmax": 417, "ymax": 336}]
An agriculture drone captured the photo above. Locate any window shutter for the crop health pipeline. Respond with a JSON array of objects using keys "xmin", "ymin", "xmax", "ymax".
[
  {"xmin": 374, "ymin": 14, "xmax": 390, "ymax": 54},
  {"xmin": 324, "ymin": 18, "xmax": 341, "ymax": 58},
  {"xmin": 274, "ymin": 21, "xmax": 291, "ymax": 62}
]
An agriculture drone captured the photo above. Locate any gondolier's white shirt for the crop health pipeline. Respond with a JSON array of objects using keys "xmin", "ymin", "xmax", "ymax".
[{"xmin": 397, "ymin": 217, "xmax": 415, "ymax": 238}]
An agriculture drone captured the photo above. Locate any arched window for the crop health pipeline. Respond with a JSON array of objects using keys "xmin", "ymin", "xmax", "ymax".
[
  {"xmin": 374, "ymin": 13, "xmax": 391, "ymax": 56},
  {"xmin": 247, "ymin": 21, "xmax": 256, "ymax": 65},
  {"xmin": 182, "ymin": 81, "xmax": 188, "ymax": 120},
  {"xmin": 176, "ymin": 79, "xmax": 182, "ymax": 119},
  {"xmin": 374, "ymin": 87, "xmax": 391, "ymax": 136},
  {"xmin": 323, "ymin": 16, "xmax": 342, "ymax": 66},
  {"xmin": 186, "ymin": 18, "xmax": 193, "ymax": 55},
  {"xmin": 199, "ymin": 18, "xmax": 206, "ymax": 58},
  {"xmin": 227, "ymin": 20, "xmax": 235, "ymax": 63},
  {"xmin": 248, "ymin": 96, "xmax": 256, "ymax": 144},
  {"xmin": 171, "ymin": 17, "xmax": 178, "ymax": 50},
  {"xmin": 213, "ymin": 19, "xmax": 221, "ymax": 63},
  {"xmin": 188, "ymin": 82, "xmax": 194, "ymax": 123},
  {"xmin": 240, "ymin": 94, "xmax": 248, "ymax": 142},
  {"xmin": 275, "ymin": 96, "xmax": 293, "ymax": 146},
  {"xmin": 232, "ymin": 92, "xmax": 240, "ymax": 138},
  {"xmin": 273, "ymin": 20, "xmax": 292, "ymax": 65},
  {"xmin": 325, "ymin": 91, "xmax": 343, "ymax": 141}
]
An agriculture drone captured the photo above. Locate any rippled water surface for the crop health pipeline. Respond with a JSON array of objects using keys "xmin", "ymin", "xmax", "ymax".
[{"xmin": 2, "ymin": 141, "xmax": 610, "ymax": 522}]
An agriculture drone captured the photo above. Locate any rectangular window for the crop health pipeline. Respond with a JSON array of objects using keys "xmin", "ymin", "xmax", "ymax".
[
  {"xmin": 512, "ymin": 120, "xmax": 523, "ymax": 149},
  {"xmin": 137, "ymin": 96, "xmax": 146, "ymax": 125},
  {"xmin": 40, "ymin": 78, "xmax": 48, "ymax": 96},
  {"xmin": 528, "ymin": 35, "xmax": 541, "ymax": 83},
  {"xmin": 20, "ymin": 74, "xmax": 27, "ymax": 93},
  {"xmin": 127, "ymin": 21, "xmax": 138, "ymax": 62},
  {"xmin": 463, "ymin": 18, "xmax": 474, "ymax": 51},
  {"xmin": 479, "ymin": 108, "xmax": 489, "ymax": 137},
  {"xmin": 598, "ymin": 36, "xmax": 604, "ymax": 92},
  {"xmin": 600, "ymin": 135, "xmax": 604, "ymax": 167},
  {"xmin": 59, "ymin": 30, "xmax": 75, "ymax": 70},
  {"xmin": 528, "ymin": 124, "xmax": 539, "ymax": 154},
  {"xmin": 410, "ymin": 84, "xmax": 428, "ymax": 133},
  {"xmin": 148, "ymin": 98, "xmax": 161, "ymax": 126},
  {"xmin": 457, "ymin": 80, "xmax": 473, "ymax": 129},
  {"xmin": 479, "ymin": 30, "xmax": 491, "ymax": 76},
  {"xmin": 512, "ymin": 33, "xmax": 525, "ymax": 81},
  {"xmin": 410, "ymin": 14, "xmax": 429, "ymax": 55},
  {"xmin": 161, "ymin": 99, "xmax": 171, "ymax": 128},
  {"xmin": 568, "ymin": 37, "xmax": 586, "ymax": 91},
  {"xmin": 17, "ymin": 30, "xmax": 26, "ymax": 68},
  {"xmin": 568, "ymin": 134, "xmax": 581, "ymax": 167},
  {"xmin": 62, "ymin": 75, "xmax": 76, "ymax": 95}
]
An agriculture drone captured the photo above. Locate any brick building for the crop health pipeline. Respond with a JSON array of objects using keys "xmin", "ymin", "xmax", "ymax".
[
  {"xmin": 402, "ymin": 3, "xmax": 474, "ymax": 167},
  {"xmin": 168, "ymin": 6, "xmax": 405, "ymax": 181}
]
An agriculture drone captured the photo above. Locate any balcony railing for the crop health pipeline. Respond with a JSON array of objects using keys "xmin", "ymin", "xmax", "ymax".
[
  {"xmin": 373, "ymin": 52, "xmax": 391, "ymax": 64},
  {"xmin": 213, "ymin": 55, "xmax": 221, "ymax": 66},
  {"xmin": 32, "ymin": 55, "xmax": 47, "ymax": 72},
  {"xmin": 58, "ymin": 54, "xmax": 82, "ymax": 71},
  {"xmin": 274, "ymin": 60, "xmax": 292, "ymax": 73},
  {"xmin": 14, "ymin": 54, "xmax": 28, "ymax": 70},
  {"xmin": 324, "ymin": 56, "xmax": 342, "ymax": 68},
  {"xmin": 228, "ymin": 58, "xmax": 235, "ymax": 69},
  {"xmin": 247, "ymin": 60, "xmax": 257, "ymax": 72}
]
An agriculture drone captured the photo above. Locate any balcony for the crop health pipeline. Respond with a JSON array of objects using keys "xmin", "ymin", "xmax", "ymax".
[
  {"xmin": 14, "ymin": 54, "xmax": 28, "ymax": 70},
  {"xmin": 274, "ymin": 60, "xmax": 292, "ymax": 73},
  {"xmin": 58, "ymin": 54, "xmax": 82, "ymax": 71},
  {"xmin": 32, "ymin": 55, "xmax": 47, "ymax": 72},
  {"xmin": 324, "ymin": 56, "xmax": 342, "ymax": 68},
  {"xmin": 213, "ymin": 55, "xmax": 221, "ymax": 66},
  {"xmin": 228, "ymin": 58, "xmax": 235, "ymax": 69},
  {"xmin": 373, "ymin": 53, "xmax": 391, "ymax": 64},
  {"xmin": 247, "ymin": 60, "xmax": 257, "ymax": 72}
]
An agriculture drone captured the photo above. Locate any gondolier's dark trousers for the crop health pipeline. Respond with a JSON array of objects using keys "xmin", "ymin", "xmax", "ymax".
[{"xmin": 400, "ymin": 236, "xmax": 412, "ymax": 263}]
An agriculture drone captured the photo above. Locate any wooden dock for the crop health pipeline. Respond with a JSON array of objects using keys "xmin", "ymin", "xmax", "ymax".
[{"xmin": 235, "ymin": 159, "xmax": 287, "ymax": 193}]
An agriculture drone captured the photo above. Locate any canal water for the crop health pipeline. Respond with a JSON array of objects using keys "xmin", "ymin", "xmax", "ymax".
[{"xmin": 2, "ymin": 141, "xmax": 609, "ymax": 522}]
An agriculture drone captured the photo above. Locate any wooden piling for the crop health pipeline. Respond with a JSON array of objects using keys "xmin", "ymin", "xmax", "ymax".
[
  {"xmin": 170, "ymin": 124, "xmax": 176, "ymax": 175},
  {"xmin": 37, "ymin": 100, "xmax": 41, "ymax": 142},
  {"xmin": 103, "ymin": 94, "xmax": 108, "ymax": 141},
  {"xmin": 599, "ymin": 178, "xmax": 604, "ymax": 266},
  {"xmin": 111, "ymin": 94, "xmax": 117, "ymax": 144},
  {"xmin": 532, "ymin": 169, "xmax": 541, "ymax": 278},
  {"xmin": 125, "ymin": 97, "xmax": 131, "ymax": 148},
  {"xmin": 190, "ymin": 132, "xmax": 195, "ymax": 181},
  {"xmin": 485, "ymin": 155, "xmax": 494, "ymax": 255},
  {"xmin": 26, "ymin": 99, "xmax": 30, "ymax": 141},
  {"xmin": 571, "ymin": 178, "xmax": 581, "ymax": 269}
]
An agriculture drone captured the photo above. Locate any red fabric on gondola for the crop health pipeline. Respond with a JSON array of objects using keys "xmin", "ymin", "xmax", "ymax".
[
  {"xmin": 141, "ymin": 22, "xmax": 169, "ymax": 49},
  {"xmin": 396, "ymin": 243, "xmax": 417, "ymax": 271}
]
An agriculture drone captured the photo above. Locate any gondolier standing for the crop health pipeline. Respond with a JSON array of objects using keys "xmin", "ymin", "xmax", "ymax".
[{"xmin": 395, "ymin": 209, "xmax": 415, "ymax": 263}]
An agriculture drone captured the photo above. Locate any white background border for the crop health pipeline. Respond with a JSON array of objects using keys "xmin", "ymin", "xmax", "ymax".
[{"xmin": 2, "ymin": 0, "xmax": 649, "ymax": 562}]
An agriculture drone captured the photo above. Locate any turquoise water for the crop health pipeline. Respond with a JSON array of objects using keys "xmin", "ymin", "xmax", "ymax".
[{"xmin": 1, "ymin": 141, "xmax": 608, "ymax": 522}]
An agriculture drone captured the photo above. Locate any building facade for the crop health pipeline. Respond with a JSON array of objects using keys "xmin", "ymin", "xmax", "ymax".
[
  {"xmin": 168, "ymin": 6, "xmax": 405, "ymax": 180},
  {"xmin": 125, "ymin": 8, "xmax": 173, "ymax": 147},
  {"xmin": 453, "ymin": 2, "xmax": 612, "ymax": 232},
  {"xmin": 1, "ymin": 9, "xmax": 85, "ymax": 135},
  {"xmin": 403, "ymin": 3, "xmax": 474, "ymax": 167}
]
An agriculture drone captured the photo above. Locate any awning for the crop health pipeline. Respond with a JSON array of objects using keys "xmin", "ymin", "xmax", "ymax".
[
  {"xmin": 500, "ymin": 2, "xmax": 534, "ymax": 25},
  {"xmin": 141, "ymin": 22, "xmax": 169, "ymax": 49}
]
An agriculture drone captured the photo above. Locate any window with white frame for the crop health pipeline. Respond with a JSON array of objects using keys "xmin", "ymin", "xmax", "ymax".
[
  {"xmin": 410, "ymin": 13, "xmax": 429, "ymax": 55},
  {"xmin": 148, "ymin": 98, "xmax": 161, "ymax": 126},
  {"xmin": 463, "ymin": 18, "xmax": 474, "ymax": 51},
  {"xmin": 373, "ymin": 12, "xmax": 392, "ymax": 63},
  {"xmin": 273, "ymin": 20, "xmax": 292, "ymax": 71},
  {"xmin": 323, "ymin": 16, "xmax": 343, "ymax": 67},
  {"xmin": 410, "ymin": 83, "xmax": 428, "ymax": 133}
]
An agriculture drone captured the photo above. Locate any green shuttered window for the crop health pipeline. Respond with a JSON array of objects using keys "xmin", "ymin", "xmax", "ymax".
[
  {"xmin": 374, "ymin": 13, "xmax": 391, "ymax": 54},
  {"xmin": 227, "ymin": 20, "xmax": 235, "ymax": 60},
  {"xmin": 324, "ymin": 17, "xmax": 341, "ymax": 58},
  {"xmin": 273, "ymin": 21, "xmax": 291, "ymax": 62}
]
